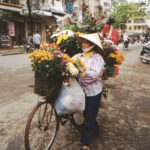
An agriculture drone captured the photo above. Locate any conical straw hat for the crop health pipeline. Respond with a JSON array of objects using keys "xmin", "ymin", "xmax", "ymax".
[{"xmin": 77, "ymin": 33, "xmax": 103, "ymax": 50}]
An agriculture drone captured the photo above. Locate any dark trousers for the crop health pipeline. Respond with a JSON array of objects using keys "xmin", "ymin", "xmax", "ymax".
[
  {"xmin": 80, "ymin": 92, "xmax": 102, "ymax": 146},
  {"xmin": 35, "ymin": 44, "xmax": 40, "ymax": 50}
]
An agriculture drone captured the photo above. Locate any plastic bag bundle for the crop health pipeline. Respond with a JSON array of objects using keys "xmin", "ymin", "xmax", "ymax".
[{"xmin": 55, "ymin": 78, "xmax": 85, "ymax": 115}]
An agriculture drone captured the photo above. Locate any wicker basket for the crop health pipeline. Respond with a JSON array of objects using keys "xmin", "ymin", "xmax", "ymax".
[{"xmin": 34, "ymin": 71, "xmax": 62, "ymax": 97}]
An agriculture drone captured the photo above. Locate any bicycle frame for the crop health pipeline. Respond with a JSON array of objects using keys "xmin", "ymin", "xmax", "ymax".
[{"xmin": 38, "ymin": 96, "xmax": 74, "ymax": 129}]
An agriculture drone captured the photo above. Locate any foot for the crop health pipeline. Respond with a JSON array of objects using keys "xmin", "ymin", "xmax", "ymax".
[{"xmin": 81, "ymin": 145, "xmax": 90, "ymax": 150}]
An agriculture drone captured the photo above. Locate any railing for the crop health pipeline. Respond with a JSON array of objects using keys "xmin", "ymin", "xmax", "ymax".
[{"xmin": 0, "ymin": 0, "xmax": 19, "ymax": 5}]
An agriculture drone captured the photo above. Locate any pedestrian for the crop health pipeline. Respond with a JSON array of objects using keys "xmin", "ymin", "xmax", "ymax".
[
  {"xmin": 33, "ymin": 30, "xmax": 41, "ymax": 50},
  {"xmin": 72, "ymin": 33, "xmax": 105, "ymax": 150}
]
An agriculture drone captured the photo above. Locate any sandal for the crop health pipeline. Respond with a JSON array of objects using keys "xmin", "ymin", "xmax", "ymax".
[{"xmin": 80, "ymin": 145, "xmax": 90, "ymax": 150}]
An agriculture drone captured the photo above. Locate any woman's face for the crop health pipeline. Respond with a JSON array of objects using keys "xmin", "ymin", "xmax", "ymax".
[{"xmin": 81, "ymin": 39, "xmax": 91, "ymax": 51}]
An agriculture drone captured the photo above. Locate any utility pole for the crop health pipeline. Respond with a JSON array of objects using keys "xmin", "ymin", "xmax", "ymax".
[{"xmin": 27, "ymin": 0, "xmax": 33, "ymax": 35}]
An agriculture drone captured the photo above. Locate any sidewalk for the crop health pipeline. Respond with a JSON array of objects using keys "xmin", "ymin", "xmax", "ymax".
[{"xmin": 0, "ymin": 48, "xmax": 25, "ymax": 56}]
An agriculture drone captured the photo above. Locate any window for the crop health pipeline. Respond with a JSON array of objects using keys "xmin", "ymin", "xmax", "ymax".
[
  {"xmin": 138, "ymin": 26, "xmax": 141, "ymax": 29},
  {"xmin": 66, "ymin": 0, "xmax": 74, "ymax": 14},
  {"xmin": 2, "ymin": 0, "xmax": 19, "ymax": 5},
  {"xmin": 128, "ymin": 20, "xmax": 131, "ymax": 23},
  {"xmin": 129, "ymin": 26, "xmax": 132, "ymax": 30},
  {"xmin": 134, "ymin": 26, "xmax": 136, "ymax": 30},
  {"xmin": 134, "ymin": 18, "xmax": 146, "ymax": 23}
]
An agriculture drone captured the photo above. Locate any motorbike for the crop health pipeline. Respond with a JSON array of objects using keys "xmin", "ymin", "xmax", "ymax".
[
  {"xmin": 24, "ymin": 41, "xmax": 34, "ymax": 53},
  {"xmin": 140, "ymin": 45, "xmax": 150, "ymax": 64},
  {"xmin": 141, "ymin": 39, "xmax": 145, "ymax": 44},
  {"xmin": 124, "ymin": 40, "xmax": 129, "ymax": 48}
]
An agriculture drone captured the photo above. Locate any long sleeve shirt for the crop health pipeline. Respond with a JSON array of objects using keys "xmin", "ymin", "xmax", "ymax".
[{"xmin": 73, "ymin": 52, "xmax": 105, "ymax": 96}]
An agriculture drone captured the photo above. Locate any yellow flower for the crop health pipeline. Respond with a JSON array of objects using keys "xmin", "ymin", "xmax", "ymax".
[
  {"xmin": 38, "ymin": 60, "xmax": 41, "ymax": 63},
  {"xmin": 109, "ymin": 53, "xmax": 116, "ymax": 58},
  {"xmin": 63, "ymin": 54, "xmax": 76, "ymax": 64},
  {"xmin": 41, "ymin": 57, "xmax": 44, "ymax": 60},
  {"xmin": 62, "ymin": 34, "xmax": 68, "ymax": 40},
  {"xmin": 76, "ymin": 57, "xmax": 86, "ymax": 77},
  {"xmin": 56, "ymin": 40, "xmax": 61, "ymax": 45}
]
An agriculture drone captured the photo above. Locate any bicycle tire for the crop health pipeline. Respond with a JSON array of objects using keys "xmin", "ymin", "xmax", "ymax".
[
  {"xmin": 25, "ymin": 101, "xmax": 59, "ymax": 150},
  {"xmin": 71, "ymin": 112, "xmax": 84, "ymax": 129}
]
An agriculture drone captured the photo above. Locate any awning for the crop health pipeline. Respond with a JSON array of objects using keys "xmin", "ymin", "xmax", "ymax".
[
  {"xmin": 32, "ymin": 10, "xmax": 52, "ymax": 17},
  {"xmin": 53, "ymin": 14, "xmax": 70, "ymax": 22},
  {"xmin": 51, "ymin": 9, "xmax": 66, "ymax": 15}
]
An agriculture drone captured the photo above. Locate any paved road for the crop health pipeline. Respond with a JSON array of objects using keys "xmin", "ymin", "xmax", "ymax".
[{"xmin": 0, "ymin": 42, "xmax": 150, "ymax": 150}]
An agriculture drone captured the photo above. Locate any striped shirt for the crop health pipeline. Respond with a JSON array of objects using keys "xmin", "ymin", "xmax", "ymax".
[{"xmin": 73, "ymin": 52, "xmax": 105, "ymax": 96}]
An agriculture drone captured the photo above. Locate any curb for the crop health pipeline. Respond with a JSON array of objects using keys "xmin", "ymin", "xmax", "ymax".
[{"xmin": 1, "ymin": 52, "xmax": 25, "ymax": 56}]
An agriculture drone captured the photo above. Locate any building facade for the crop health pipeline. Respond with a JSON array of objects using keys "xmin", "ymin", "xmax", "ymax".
[
  {"xmin": 0, "ymin": 0, "xmax": 68, "ymax": 48},
  {"xmin": 72, "ymin": 0, "xmax": 111, "ymax": 23},
  {"xmin": 0, "ymin": 0, "xmax": 112, "ymax": 48},
  {"xmin": 126, "ymin": 18, "xmax": 150, "ymax": 35}
]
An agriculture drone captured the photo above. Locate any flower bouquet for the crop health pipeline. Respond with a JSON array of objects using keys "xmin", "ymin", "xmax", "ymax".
[
  {"xmin": 103, "ymin": 45, "xmax": 125, "ymax": 78},
  {"xmin": 50, "ymin": 32, "xmax": 84, "ymax": 57},
  {"xmin": 28, "ymin": 43, "xmax": 86, "ymax": 97}
]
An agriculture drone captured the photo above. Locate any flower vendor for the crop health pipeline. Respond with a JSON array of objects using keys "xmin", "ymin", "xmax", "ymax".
[
  {"xmin": 100, "ymin": 18, "xmax": 119, "ymax": 45},
  {"xmin": 72, "ymin": 33, "xmax": 104, "ymax": 150}
]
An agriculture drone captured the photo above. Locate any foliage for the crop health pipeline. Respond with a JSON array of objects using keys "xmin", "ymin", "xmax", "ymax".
[
  {"xmin": 70, "ymin": 10, "xmax": 103, "ymax": 33},
  {"xmin": 102, "ymin": 87, "xmax": 110, "ymax": 99},
  {"xmin": 102, "ymin": 42, "xmax": 125, "ymax": 78},
  {"xmin": 103, "ymin": 45, "xmax": 125, "ymax": 66},
  {"xmin": 111, "ymin": 2, "xmax": 146, "ymax": 30},
  {"xmin": 28, "ymin": 43, "xmax": 86, "ymax": 80},
  {"xmin": 51, "ymin": 32, "xmax": 83, "ymax": 57},
  {"xmin": 46, "ymin": 24, "xmax": 59, "ymax": 42}
]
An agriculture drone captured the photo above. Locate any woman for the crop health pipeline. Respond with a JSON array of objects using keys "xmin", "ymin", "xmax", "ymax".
[
  {"xmin": 73, "ymin": 33, "xmax": 105, "ymax": 150},
  {"xmin": 100, "ymin": 18, "xmax": 119, "ymax": 45}
]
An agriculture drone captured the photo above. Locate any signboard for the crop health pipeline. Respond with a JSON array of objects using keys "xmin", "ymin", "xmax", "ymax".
[{"xmin": 9, "ymin": 22, "xmax": 15, "ymax": 36}]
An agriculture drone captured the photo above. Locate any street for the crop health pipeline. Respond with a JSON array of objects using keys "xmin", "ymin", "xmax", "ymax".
[{"xmin": 0, "ymin": 42, "xmax": 150, "ymax": 150}]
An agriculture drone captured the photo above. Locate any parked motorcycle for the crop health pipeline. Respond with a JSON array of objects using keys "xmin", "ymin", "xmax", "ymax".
[{"xmin": 140, "ymin": 45, "xmax": 150, "ymax": 64}]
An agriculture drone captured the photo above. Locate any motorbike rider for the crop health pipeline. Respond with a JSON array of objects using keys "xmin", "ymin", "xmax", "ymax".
[
  {"xmin": 26, "ymin": 33, "xmax": 33, "ymax": 45},
  {"xmin": 141, "ymin": 35, "xmax": 145, "ymax": 43},
  {"xmin": 123, "ymin": 32, "xmax": 129, "ymax": 48},
  {"xmin": 24, "ymin": 33, "xmax": 33, "ymax": 53}
]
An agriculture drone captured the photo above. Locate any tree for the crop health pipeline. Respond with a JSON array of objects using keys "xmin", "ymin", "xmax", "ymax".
[
  {"xmin": 27, "ymin": 0, "xmax": 33, "ymax": 34},
  {"xmin": 111, "ymin": 2, "xmax": 146, "ymax": 31}
]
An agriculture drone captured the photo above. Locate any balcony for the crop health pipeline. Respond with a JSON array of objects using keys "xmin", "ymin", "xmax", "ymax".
[
  {"xmin": 0, "ymin": 0, "xmax": 21, "ymax": 12},
  {"xmin": 0, "ymin": 0, "xmax": 20, "ymax": 5}
]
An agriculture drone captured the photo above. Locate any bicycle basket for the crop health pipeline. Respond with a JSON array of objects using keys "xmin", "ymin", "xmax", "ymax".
[{"xmin": 34, "ymin": 71, "xmax": 62, "ymax": 97}]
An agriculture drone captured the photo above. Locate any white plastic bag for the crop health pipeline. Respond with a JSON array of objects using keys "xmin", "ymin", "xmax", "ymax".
[{"xmin": 55, "ymin": 78, "xmax": 85, "ymax": 115}]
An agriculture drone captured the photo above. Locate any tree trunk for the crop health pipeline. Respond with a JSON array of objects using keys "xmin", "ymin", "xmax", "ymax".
[{"xmin": 27, "ymin": 0, "xmax": 33, "ymax": 35}]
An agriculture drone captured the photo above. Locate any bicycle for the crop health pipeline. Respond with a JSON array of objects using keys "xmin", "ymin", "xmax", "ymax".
[{"xmin": 24, "ymin": 96, "xmax": 84, "ymax": 150}]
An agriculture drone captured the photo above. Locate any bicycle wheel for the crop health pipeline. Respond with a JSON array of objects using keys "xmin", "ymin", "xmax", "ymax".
[
  {"xmin": 71, "ymin": 112, "xmax": 84, "ymax": 129},
  {"xmin": 25, "ymin": 101, "xmax": 59, "ymax": 150},
  {"xmin": 141, "ymin": 53, "xmax": 149, "ymax": 64}
]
